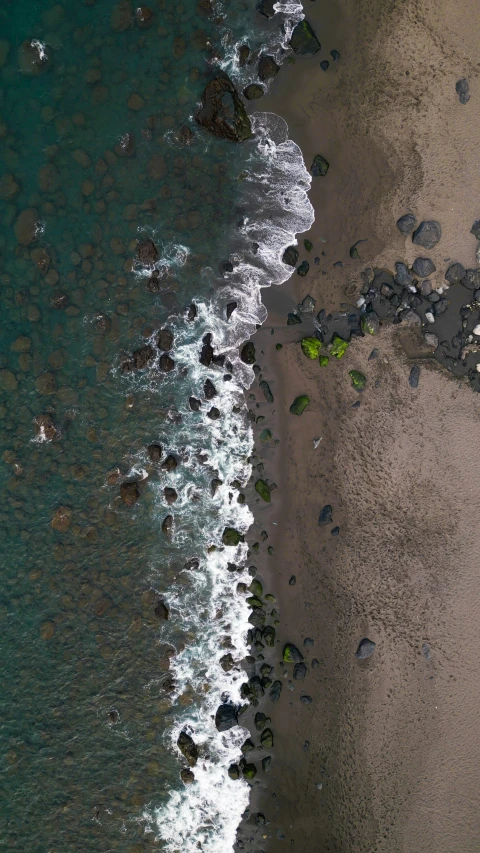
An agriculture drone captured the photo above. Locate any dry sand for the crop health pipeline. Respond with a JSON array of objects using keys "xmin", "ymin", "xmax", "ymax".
[{"xmin": 238, "ymin": 0, "xmax": 480, "ymax": 850}]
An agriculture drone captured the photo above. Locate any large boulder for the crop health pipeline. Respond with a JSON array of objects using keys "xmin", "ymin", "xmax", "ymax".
[
  {"xmin": 215, "ymin": 703, "xmax": 238, "ymax": 731},
  {"xmin": 412, "ymin": 220, "xmax": 441, "ymax": 249},
  {"xmin": 290, "ymin": 20, "xmax": 321, "ymax": 55},
  {"xmin": 196, "ymin": 76, "xmax": 252, "ymax": 142}
]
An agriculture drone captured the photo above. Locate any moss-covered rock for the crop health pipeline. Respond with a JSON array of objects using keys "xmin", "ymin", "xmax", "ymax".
[
  {"xmin": 290, "ymin": 395, "xmax": 310, "ymax": 415},
  {"xmin": 241, "ymin": 738, "xmax": 255, "ymax": 754},
  {"xmin": 349, "ymin": 370, "xmax": 366, "ymax": 391},
  {"xmin": 304, "ymin": 238, "xmax": 313, "ymax": 251},
  {"xmin": 330, "ymin": 335, "xmax": 349, "ymax": 359},
  {"xmin": 222, "ymin": 527, "xmax": 244, "ymax": 546},
  {"xmin": 283, "ymin": 643, "xmax": 304, "ymax": 663},
  {"xmin": 246, "ymin": 595, "xmax": 263, "ymax": 608},
  {"xmin": 260, "ymin": 728, "xmax": 274, "ymax": 748},
  {"xmin": 297, "ymin": 260, "xmax": 309, "ymax": 277},
  {"xmin": 290, "ymin": 20, "xmax": 321, "ymax": 55},
  {"xmin": 301, "ymin": 336, "xmax": 322, "ymax": 359},
  {"xmin": 311, "ymin": 154, "xmax": 329, "ymax": 176},
  {"xmin": 269, "ymin": 680, "xmax": 282, "ymax": 702},
  {"xmin": 255, "ymin": 479, "xmax": 271, "ymax": 502},
  {"xmin": 319, "ymin": 354, "xmax": 329, "ymax": 366},
  {"xmin": 275, "ymin": 342, "xmax": 283, "ymax": 350},
  {"xmin": 242, "ymin": 763, "xmax": 257, "ymax": 780},
  {"xmin": 249, "ymin": 579, "xmax": 263, "ymax": 597},
  {"xmin": 259, "ymin": 380, "xmax": 274, "ymax": 402},
  {"xmin": 260, "ymin": 428, "xmax": 272, "ymax": 441}
]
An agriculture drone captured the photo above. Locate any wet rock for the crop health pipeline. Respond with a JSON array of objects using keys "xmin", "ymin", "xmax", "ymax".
[
  {"xmin": 300, "ymin": 694, "xmax": 313, "ymax": 704},
  {"xmin": 222, "ymin": 527, "xmax": 244, "ymax": 546},
  {"xmin": 412, "ymin": 220, "xmax": 441, "ymax": 250},
  {"xmin": 132, "ymin": 344, "xmax": 154, "ymax": 369},
  {"xmin": 283, "ymin": 643, "xmax": 304, "ymax": 663},
  {"xmin": 463, "ymin": 269, "xmax": 480, "ymax": 290},
  {"xmin": 204, "ymin": 379, "xmax": 217, "ymax": 399},
  {"xmin": 14, "ymin": 208, "xmax": 39, "ymax": 245},
  {"xmin": 51, "ymin": 506, "xmax": 72, "ymax": 532},
  {"xmin": 241, "ymin": 737, "xmax": 255, "ymax": 754},
  {"xmin": 147, "ymin": 443, "xmax": 162, "ymax": 462},
  {"xmin": 158, "ymin": 329, "xmax": 174, "ymax": 351},
  {"xmin": 34, "ymin": 413, "xmax": 60, "ymax": 441},
  {"xmin": 254, "ymin": 712, "xmax": 269, "ymax": 731},
  {"xmin": 259, "ymin": 380, "xmax": 274, "ymax": 402},
  {"xmin": 207, "ymin": 407, "xmax": 220, "ymax": 419},
  {"xmin": 226, "ymin": 301, "xmax": 237, "ymax": 319},
  {"xmin": 0, "ymin": 173, "xmax": 20, "ymax": 200},
  {"xmin": 395, "ymin": 262, "xmax": 413, "ymax": 287},
  {"xmin": 0, "ymin": 369, "xmax": 18, "ymax": 391},
  {"xmin": 269, "ymin": 680, "xmax": 282, "ymax": 702},
  {"xmin": 110, "ymin": 0, "xmax": 132, "ymax": 31},
  {"xmin": 238, "ymin": 44, "xmax": 250, "ymax": 66},
  {"xmin": 282, "ymin": 245, "xmax": 299, "ymax": 267},
  {"xmin": 412, "ymin": 257, "xmax": 436, "ymax": 277},
  {"xmin": 154, "ymin": 599, "xmax": 169, "ymax": 619},
  {"xmin": 409, "ymin": 365, "xmax": 420, "ymax": 388},
  {"xmin": 456, "ymin": 77, "xmax": 470, "ymax": 104},
  {"xmin": 293, "ymin": 662, "xmax": 307, "ymax": 680},
  {"xmin": 120, "ymin": 481, "xmax": 140, "ymax": 506},
  {"xmin": 356, "ymin": 638, "xmax": 376, "ymax": 659},
  {"xmin": 177, "ymin": 731, "xmax": 198, "ymax": 767},
  {"xmin": 263, "ymin": 625, "xmax": 275, "ymax": 646},
  {"xmin": 178, "ymin": 125, "xmax": 194, "ymax": 145},
  {"xmin": 215, "ymin": 703, "xmax": 238, "ymax": 731},
  {"xmin": 181, "ymin": 768, "xmax": 195, "ymax": 784},
  {"xmin": 136, "ymin": 239, "xmax": 159, "ymax": 266},
  {"xmin": 164, "ymin": 487, "xmax": 178, "ymax": 504},
  {"xmin": 162, "ymin": 515, "xmax": 173, "ymax": 538},
  {"xmin": 241, "ymin": 342, "xmax": 256, "ymax": 364},
  {"xmin": 258, "ymin": 55, "xmax": 279, "ymax": 81},
  {"xmin": 290, "ymin": 20, "xmax": 321, "ymax": 55},
  {"xmin": 311, "ymin": 155, "xmax": 329, "ymax": 177},
  {"xmin": 330, "ymin": 335, "xmax": 349, "ymax": 358},
  {"xmin": 220, "ymin": 653, "xmax": 234, "ymax": 672},
  {"xmin": 159, "ymin": 353, "xmax": 175, "ymax": 372},
  {"xmin": 189, "ymin": 397, "xmax": 201, "ymax": 411},
  {"xmin": 290, "ymin": 395, "xmax": 310, "ymax": 415},
  {"xmin": 301, "ymin": 337, "xmax": 322, "ymax": 359},
  {"xmin": 361, "ymin": 313, "xmax": 379, "ymax": 335},
  {"xmin": 396, "ymin": 213, "xmax": 416, "ymax": 234},
  {"xmin": 199, "ymin": 334, "xmax": 214, "ymax": 367},
  {"xmin": 298, "ymin": 295, "xmax": 316, "ymax": 314},
  {"xmin": 297, "ymin": 261, "xmax": 309, "ymax": 277},
  {"xmin": 318, "ymin": 504, "xmax": 333, "ymax": 525},
  {"xmin": 255, "ymin": 479, "xmax": 271, "ymax": 502},
  {"xmin": 260, "ymin": 728, "xmax": 273, "ymax": 748},
  {"xmin": 161, "ymin": 454, "xmax": 178, "ymax": 471},
  {"xmin": 35, "ymin": 372, "xmax": 56, "ymax": 394},
  {"xmin": 287, "ymin": 312, "xmax": 302, "ymax": 325},
  {"xmin": 424, "ymin": 332, "xmax": 438, "ymax": 349},
  {"xmin": 242, "ymin": 763, "xmax": 257, "ymax": 780},
  {"xmin": 262, "ymin": 755, "xmax": 272, "ymax": 771},
  {"xmin": 258, "ymin": 0, "xmax": 276, "ymax": 17},
  {"xmin": 445, "ymin": 262, "xmax": 466, "ymax": 284},
  {"xmin": 196, "ymin": 76, "xmax": 252, "ymax": 142},
  {"xmin": 228, "ymin": 764, "xmax": 240, "ymax": 780},
  {"xmin": 320, "ymin": 60, "xmax": 329, "ymax": 71},
  {"xmin": 135, "ymin": 5, "xmax": 154, "ymax": 27},
  {"xmin": 243, "ymin": 83, "xmax": 264, "ymax": 100}
]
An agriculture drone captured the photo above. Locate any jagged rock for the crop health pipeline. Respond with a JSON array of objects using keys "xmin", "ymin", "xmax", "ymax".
[
  {"xmin": 258, "ymin": 55, "xmax": 279, "ymax": 81},
  {"xmin": 120, "ymin": 481, "xmax": 140, "ymax": 506},
  {"xmin": 412, "ymin": 257, "xmax": 436, "ymax": 277},
  {"xmin": 330, "ymin": 335, "xmax": 349, "ymax": 358},
  {"xmin": 238, "ymin": 44, "xmax": 250, "ymax": 66},
  {"xmin": 177, "ymin": 731, "xmax": 199, "ymax": 767},
  {"xmin": 257, "ymin": 0, "xmax": 276, "ymax": 17},
  {"xmin": 34, "ymin": 413, "xmax": 60, "ymax": 441},
  {"xmin": 196, "ymin": 76, "xmax": 252, "ymax": 142},
  {"xmin": 154, "ymin": 599, "xmax": 169, "ymax": 619},
  {"xmin": 215, "ymin": 703, "xmax": 238, "ymax": 731},
  {"xmin": 396, "ymin": 213, "xmax": 416, "ymax": 234},
  {"xmin": 204, "ymin": 379, "xmax": 217, "ymax": 399},
  {"xmin": 294, "ymin": 662, "xmax": 307, "ymax": 680},
  {"xmin": 311, "ymin": 155, "xmax": 329, "ymax": 176},
  {"xmin": 297, "ymin": 260, "xmax": 309, "ymax": 277},
  {"xmin": 132, "ymin": 344, "xmax": 154, "ymax": 369},
  {"xmin": 158, "ymin": 329, "xmax": 174, "ymax": 350},
  {"xmin": 283, "ymin": 643, "xmax": 304, "ymax": 662},
  {"xmin": 189, "ymin": 397, "xmax": 201, "ymax": 411},
  {"xmin": 159, "ymin": 353, "xmax": 175, "ymax": 372},
  {"xmin": 290, "ymin": 20, "xmax": 321, "ymax": 55},
  {"xmin": 395, "ymin": 262, "xmax": 413, "ymax": 287},
  {"xmin": 356, "ymin": 638, "xmax": 376, "ymax": 659},
  {"xmin": 220, "ymin": 653, "xmax": 234, "ymax": 672},
  {"xmin": 208, "ymin": 407, "xmax": 220, "ymax": 420},
  {"xmin": 241, "ymin": 738, "xmax": 255, "ymax": 754},
  {"xmin": 412, "ymin": 220, "xmax": 441, "ymax": 249},
  {"xmin": 147, "ymin": 443, "xmax": 162, "ymax": 462},
  {"xmin": 260, "ymin": 728, "xmax": 273, "ymax": 748},
  {"xmin": 161, "ymin": 454, "xmax": 178, "ymax": 471},
  {"xmin": 243, "ymin": 84, "xmax": 264, "ymax": 100},
  {"xmin": 136, "ymin": 239, "xmax": 158, "ymax": 265},
  {"xmin": 445, "ymin": 262, "xmax": 466, "ymax": 284},
  {"xmin": 226, "ymin": 301, "xmax": 237, "ymax": 319},
  {"xmin": 241, "ymin": 341, "xmax": 256, "ymax": 364},
  {"xmin": 361, "ymin": 313, "xmax": 379, "ymax": 335},
  {"xmin": 282, "ymin": 245, "xmax": 299, "ymax": 266}
]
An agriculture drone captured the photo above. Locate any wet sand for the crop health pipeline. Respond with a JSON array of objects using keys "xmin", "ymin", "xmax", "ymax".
[{"xmin": 240, "ymin": 0, "xmax": 480, "ymax": 850}]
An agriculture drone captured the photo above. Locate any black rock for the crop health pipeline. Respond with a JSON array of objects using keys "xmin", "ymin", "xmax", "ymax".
[
  {"xmin": 289, "ymin": 574, "xmax": 296, "ymax": 585},
  {"xmin": 269, "ymin": 680, "xmax": 282, "ymax": 702},
  {"xmin": 412, "ymin": 220, "xmax": 441, "ymax": 249},
  {"xmin": 282, "ymin": 245, "xmax": 299, "ymax": 266},
  {"xmin": 258, "ymin": 54, "xmax": 279, "ymax": 81},
  {"xmin": 189, "ymin": 396, "xmax": 201, "ymax": 411},
  {"xmin": 164, "ymin": 487, "xmax": 178, "ymax": 504},
  {"xmin": 257, "ymin": 0, "xmax": 276, "ymax": 17},
  {"xmin": 195, "ymin": 76, "xmax": 252, "ymax": 142},
  {"xmin": 356, "ymin": 638, "xmax": 375, "ymax": 659},
  {"xmin": 445, "ymin": 262, "xmax": 466, "ymax": 284},
  {"xmin": 204, "ymin": 379, "xmax": 217, "ymax": 399},
  {"xmin": 395, "ymin": 262, "xmax": 413, "ymax": 287},
  {"xmin": 158, "ymin": 328, "xmax": 174, "ymax": 351},
  {"xmin": 186, "ymin": 303, "xmax": 197, "ymax": 321},
  {"xmin": 331, "ymin": 526, "xmax": 340, "ymax": 536},
  {"xmin": 409, "ymin": 365, "xmax": 420, "ymax": 388},
  {"xmin": 320, "ymin": 60, "xmax": 329, "ymax": 71},
  {"xmin": 243, "ymin": 83, "xmax": 264, "ymax": 100},
  {"xmin": 290, "ymin": 20, "xmax": 321, "ymax": 55},
  {"xmin": 159, "ymin": 353, "xmax": 175, "ymax": 372},
  {"xmin": 396, "ymin": 213, "xmax": 417, "ymax": 235},
  {"xmin": 259, "ymin": 380, "xmax": 274, "ymax": 402},
  {"xmin": 297, "ymin": 261, "xmax": 309, "ymax": 277},
  {"xmin": 226, "ymin": 301, "xmax": 237, "ymax": 319},
  {"xmin": 137, "ymin": 239, "xmax": 159, "ymax": 265},
  {"xmin": 311, "ymin": 154, "xmax": 329, "ymax": 177},
  {"xmin": 228, "ymin": 763, "xmax": 240, "ymax": 780},
  {"xmin": 412, "ymin": 257, "xmax": 436, "ymax": 277},
  {"xmin": 215, "ymin": 703, "xmax": 238, "ymax": 731},
  {"xmin": 456, "ymin": 77, "xmax": 470, "ymax": 104},
  {"xmin": 162, "ymin": 514, "xmax": 173, "ymax": 538},
  {"xmin": 304, "ymin": 637, "xmax": 314, "ymax": 647},
  {"xmin": 293, "ymin": 662, "xmax": 307, "ymax": 680},
  {"xmin": 238, "ymin": 44, "xmax": 250, "ymax": 66},
  {"xmin": 132, "ymin": 344, "xmax": 154, "ymax": 369},
  {"xmin": 368, "ymin": 348, "xmax": 379, "ymax": 360},
  {"xmin": 241, "ymin": 341, "xmax": 256, "ymax": 364},
  {"xmin": 287, "ymin": 312, "xmax": 302, "ymax": 325},
  {"xmin": 207, "ymin": 407, "xmax": 220, "ymax": 420},
  {"xmin": 318, "ymin": 504, "xmax": 333, "ymax": 525},
  {"xmin": 162, "ymin": 454, "xmax": 178, "ymax": 471},
  {"xmin": 147, "ymin": 443, "xmax": 162, "ymax": 462},
  {"xmin": 200, "ymin": 334, "xmax": 214, "ymax": 367},
  {"xmin": 177, "ymin": 730, "xmax": 199, "ymax": 767},
  {"xmin": 300, "ymin": 695, "xmax": 313, "ymax": 704}
]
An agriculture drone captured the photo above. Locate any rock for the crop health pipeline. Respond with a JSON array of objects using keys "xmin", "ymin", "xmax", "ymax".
[
  {"xmin": 196, "ymin": 76, "xmax": 252, "ymax": 142},
  {"xmin": 18, "ymin": 40, "xmax": 50, "ymax": 75},
  {"xmin": 283, "ymin": 643, "xmax": 304, "ymax": 663},
  {"xmin": 258, "ymin": 55, "xmax": 279, "ymax": 81},
  {"xmin": 298, "ymin": 295, "xmax": 316, "ymax": 314},
  {"xmin": 320, "ymin": 60, "xmax": 329, "ymax": 71},
  {"xmin": 330, "ymin": 335, "xmax": 349, "ymax": 358},
  {"xmin": 424, "ymin": 332, "xmax": 438, "ymax": 349},
  {"xmin": 263, "ymin": 625, "xmax": 275, "ymax": 646},
  {"xmin": 0, "ymin": 173, "xmax": 20, "ymax": 200},
  {"xmin": 164, "ymin": 487, "xmax": 178, "ymax": 504},
  {"xmin": 177, "ymin": 730, "xmax": 199, "ymax": 766},
  {"xmin": 200, "ymin": 334, "xmax": 214, "ymax": 366},
  {"xmin": 226, "ymin": 301, "xmax": 237, "ymax": 319},
  {"xmin": 228, "ymin": 764, "xmax": 240, "ymax": 780},
  {"xmin": 220, "ymin": 653, "xmax": 234, "ymax": 672},
  {"xmin": 311, "ymin": 155, "xmax": 329, "ymax": 177},
  {"xmin": 290, "ymin": 20, "xmax": 321, "ymax": 55},
  {"xmin": 260, "ymin": 728, "xmax": 273, "ymax": 748},
  {"xmin": 331, "ymin": 48, "xmax": 340, "ymax": 61},
  {"xmin": 137, "ymin": 239, "xmax": 159, "ymax": 266},
  {"xmin": 290, "ymin": 395, "xmax": 310, "ymax": 415},
  {"xmin": 135, "ymin": 5, "xmax": 154, "ymax": 27},
  {"xmin": 242, "ymin": 763, "xmax": 257, "ymax": 780},
  {"xmin": 215, "ymin": 703, "xmax": 238, "ymax": 731},
  {"xmin": 158, "ymin": 329, "xmax": 174, "ymax": 350},
  {"xmin": 241, "ymin": 737, "xmax": 255, "ymax": 754},
  {"xmin": 301, "ymin": 337, "xmax": 322, "ymax": 359},
  {"xmin": 204, "ymin": 379, "xmax": 217, "ymax": 399},
  {"xmin": 238, "ymin": 44, "xmax": 250, "ymax": 66},
  {"xmin": 456, "ymin": 77, "xmax": 470, "ymax": 104},
  {"xmin": 0, "ymin": 369, "xmax": 18, "ymax": 391},
  {"xmin": 243, "ymin": 84, "xmax": 264, "ymax": 100},
  {"xmin": 396, "ymin": 213, "xmax": 416, "ymax": 234},
  {"xmin": 258, "ymin": 0, "xmax": 276, "ymax": 17},
  {"xmin": 161, "ymin": 454, "xmax": 178, "ymax": 471},
  {"xmin": 14, "ymin": 208, "xmax": 39, "ymax": 245},
  {"xmin": 154, "ymin": 599, "xmax": 169, "ymax": 619},
  {"xmin": 287, "ymin": 312, "xmax": 302, "ymax": 325},
  {"xmin": 262, "ymin": 755, "xmax": 272, "ymax": 771},
  {"xmin": 304, "ymin": 239, "xmax": 313, "ymax": 252},
  {"xmin": 181, "ymin": 769, "xmax": 195, "ymax": 784},
  {"xmin": 269, "ymin": 680, "xmax": 282, "ymax": 702},
  {"xmin": 349, "ymin": 370, "xmax": 366, "ymax": 391},
  {"xmin": 282, "ymin": 245, "xmax": 299, "ymax": 266},
  {"xmin": 241, "ymin": 342, "xmax": 256, "ymax": 364},
  {"xmin": 120, "ymin": 481, "xmax": 140, "ymax": 506},
  {"xmin": 132, "ymin": 344, "xmax": 154, "ymax": 369},
  {"xmin": 255, "ymin": 479, "xmax": 271, "ymax": 502},
  {"xmin": 207, "ymin": 407, "xmax": 220, "ymax": 420},
  {"xmin": 178, "ymin": 125, "xmax": 194, "ymax": 145},
  {"xmin": 189, "ymin": 397, "xmax": 201, "ymax": 411},
  {"xmin": 471, "ymin": 220, "xmax": 480, "ymax": 240},
  {"xmin": 147, "ymin": 443, "xmax": 162, "ymax": 462},
  {"xmin": 222, "ymin": 527, "xmax": 244, "ymax": 546},
  {"xmin": 162, "ymin": 515, "xmax": 173, "ymax": 538},
  {"xmin": 409, "ymin": 365, "xmax": 420, "ymax": 388},
  {"xmin": 445, "ymin": 262, "xmax": 466, "ymax": 284},
  {"xmin": 463, "ymin": 269, "xmax": 480, "ymax": 290},
  {"xmin": 159, "ymin": 353, "xmax": 175, "ymax": 372},
  {"xmin": 297, "ymin": 261, "xmax": 309, "ymax": 277},
  {"xmin": 51, "ymin": 506, "xmax": 72, "ymax": 532},
  {"xmin": 412, "ymin": 257, "xmax": 436, "ymax": 277},
  {"xmin": 412, "ymin": 220, "xmax": 441, "ymax": 250},
  {"xmin": 356, "ymin": 638, "xmax": 376, "ymax": 659},
  {"xmin": 300, "ymin": 694, "xmax": 313, "ymax": 704},
  {"xmin": 260, "ymin": 380, "xmax": 274, "ymax": 402},
  {"xmin": 395, "ymin": 262, "xmax": 413, "ymax": 287},
  {"xmin": 361, "ymin": 313, "xmax": 379, "ymax": 335},
  {"xmin": 293, "ymin": 662, "xmax": 307, "ymax": 680},
  {"xmin": 318, "ymin": 504, "xmax": 333, "ymax": 525}
]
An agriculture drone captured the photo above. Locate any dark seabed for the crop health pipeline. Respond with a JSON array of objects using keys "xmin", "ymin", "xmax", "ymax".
[{"xmin": 0, "ymin": 0, "xmax": 312, "ymax": 850}]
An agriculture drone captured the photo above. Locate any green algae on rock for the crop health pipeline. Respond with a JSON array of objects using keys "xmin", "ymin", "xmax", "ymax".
[
  {"xmin": 349, "ymin": 370, "xmax": 366, "ymax": 391},
  {"xmin": 259, "ymin": 428, "xmax": 272, "ymax": 441},
  {"xmin": 222, "ymin": 527, "xmax": 244, "ymax": 546},
  {"xmin": 290, "ymin": 395, "xmax": 310, "ymax": 415},
  {"xmin": 290, "ymin": 20, "xmax": 321, "ymax": 55},
  {"xmin": 255, "ymin": 479, "xmax": 271, "ymax": 502},
  {"xmin": 283, "ymin": 642, "xmax": 304, "ymax": 662},
  {"xmin": 319, "ymin": 354, "xmax": 329, "ymax": 366},
  {"xmin": 311, "ymin": 154, "xmax": 329, "ymax": 176},
  {"xmin": 260, "ymin": 728, "xmax": 274, "ymax": 748},
  {"xmin": 301, "ymin": 336, "xmax": 322, "ymax": 359},
  {"xmin": 361, "ymin": 313, "xmax": 379, "ymax": 335},
  {"xmin": 330, "ymin": 335, "xmax": 349, "ymax": 358}
]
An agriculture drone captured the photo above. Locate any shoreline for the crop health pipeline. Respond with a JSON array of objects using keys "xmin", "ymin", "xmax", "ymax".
[{"xmin": 236, "ymin": 0, "xmax": 480, "ymax": 850}]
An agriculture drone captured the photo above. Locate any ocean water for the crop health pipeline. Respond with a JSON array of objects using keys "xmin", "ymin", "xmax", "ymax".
[{"xmin": 0, "ymin": 1, "xmax": 313, "ymax": 851}]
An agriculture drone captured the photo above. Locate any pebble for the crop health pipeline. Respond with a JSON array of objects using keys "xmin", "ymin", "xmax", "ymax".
[
  {"xmin": 409, "ymin": 365, "xmax": 420, "ymax": 388},
  {"xmin": 318, "ymin": 504, "xmax": 333, "ymax": 525},
  {"xmin": 356, "ymin": 638, "xmax": 375, "ymax": 659},
  {"xmin": 456, "ymin": 78, "xmax": 470, "ymax": 104}
]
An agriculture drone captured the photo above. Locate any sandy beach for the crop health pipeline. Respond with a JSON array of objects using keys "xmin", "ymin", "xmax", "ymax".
[{"xmin": 236, "ymin": 0, "xmax": 480, "ymax": 850}]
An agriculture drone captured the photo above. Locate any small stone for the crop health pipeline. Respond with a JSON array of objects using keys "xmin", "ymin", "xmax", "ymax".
[
  {"xmin": 318, "ymin": 504, "xmax": 332, "ymax": 525},
  {"xmin": 242, "ymin": 763, "xmax": 257, "ymax": 780},
  {"xmin": 361, "ymin": 313, "xmax": 379, "ymax": 335},
  {"xmin": 300, "ymin": 694, "xmax": 313, "ymax": 704},
  {"xmin": 311, "ymin": 155, "xmax": 329, "ymax": 176},
  {"xmin": 320, "ymin": 60, "xmax": 329, "ymax": 71},
  {"xmin": 289, "ymin": 575, "xmax": 296, "ymax": 586},
  {"xmin": 409, "ymin": 365, "xmax": 420, "ymax": 388},
  {"xmin": 120, "ymin": 481, "xmax": 140, "ymax": 506},
  {"xmin": 293, "ymin": 662, "xmax": 307, "ymax": 680},
  {"xmin": 330, "ymin": 49, "xmax": 340, "ymax": 61},
  {"xmin": 412, "ymin": 220, "xmax": 441, "ymax": 250},
  {"xmin": 470, "ymin": 220, "xmax": 480, "ymax": 240},
  {"xmin": 424, "ymin": 333, "xmax": 438, "ymax": 349},
  {"xmin": 456, "ymin": 77, "xmax": 470, "ymax": 104},
  {"xmin": 269, "ymin": 680, "xmax": 282, "ymax": 702},
  {"xmin": 394, "ymin": 262, "xmax": 413, "ymax": 287},
  {"xmin": 412, "ymin": 257, "xmax": 436, "ymax": 277},
  {"xmin": 396, "ymin": 213, "xmax": 416, "ymax": 234},
  {"xmin": 356, "ymin": 638, "xmax": 375, "ymax": 659},
  {"xmin": 301, "ymin": 337, "xmax": 322, "ymax": 359},
  {"xmin": 260, "ymin": 728, "xmax": 273, "ymax": 748}
]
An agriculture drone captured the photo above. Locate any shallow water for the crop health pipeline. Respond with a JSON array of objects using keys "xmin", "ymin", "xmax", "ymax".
[{"xmin": 0, "ymin": 1, "xmax": 312, "ymax": 850}]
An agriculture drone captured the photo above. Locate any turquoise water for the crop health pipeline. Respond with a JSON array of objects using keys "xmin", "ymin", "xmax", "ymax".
[{"xmin": 0, "ymin": 1, "xmax": 311, "ymax": 850}]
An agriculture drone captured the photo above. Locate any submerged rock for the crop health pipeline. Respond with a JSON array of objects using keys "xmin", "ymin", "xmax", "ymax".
[
  {"xmin": 14, "ymin": 208, "xmax": 39, "ymax": 245},
  {"xmin": 412, "ymin": 220, "xmax": 441, "ymax": 249},
  {"xmin": 196, "ymin": 76, "xmax": 252, "ymax": 142},
  {"xmin": 290, "ymin": 20, "xmax": 321, "ymax": 55},
  {"xmin": 243, "ymin": 84, "xmax": 264, "ymax": 100},
  {"xmin": 120, "ymin": 481, "xmax": 140, "ymax": 506},
  {"xmin": 311, "ymin": 154, "xmax": 329, "ymax": 177},
  {"xmin": 356, "ymin": 638, "xmax": 376, "ymax": 659},
  {"xmin": 215, "ymin": 703, "xmax": 238, "ymax": 731},
  {"xmin": 290, "ymin": 395, "xmax": 310, "ymax": 415},
  {"xmin": 177, "ymin": 730, "xmax": 199, "ymax": 767}
]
